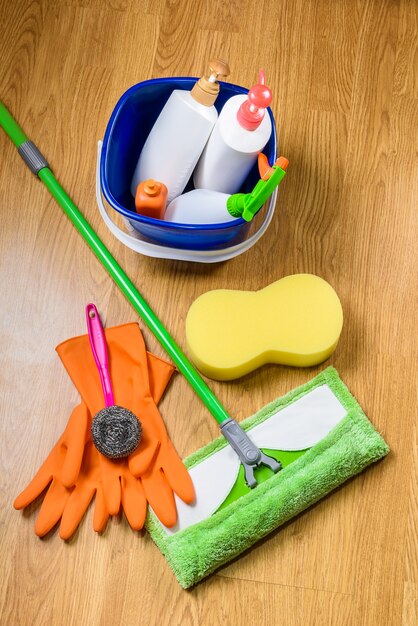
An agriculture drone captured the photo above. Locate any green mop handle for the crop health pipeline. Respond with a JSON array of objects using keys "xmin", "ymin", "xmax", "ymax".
[{"xmin": 0, "ymin": 102, "xmax": 230, "ymax": 425}]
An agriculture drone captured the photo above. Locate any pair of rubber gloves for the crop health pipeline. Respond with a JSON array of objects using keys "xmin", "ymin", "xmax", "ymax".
[{"xmin": 14, "ymin": 323, "xmax": 195, "ymax": 539}]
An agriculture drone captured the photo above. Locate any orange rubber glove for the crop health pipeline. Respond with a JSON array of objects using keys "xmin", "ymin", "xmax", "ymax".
[{"xmin": 14, "ymin": 323, "xmax": 195, "ymax": 537}]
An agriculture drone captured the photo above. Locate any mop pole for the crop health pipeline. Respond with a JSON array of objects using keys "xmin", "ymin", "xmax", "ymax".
[
  {"xmin": 0, "ymin": 102, "xmax": 281, "ymax": 486},
  {"xmin": 0, "ymin": 101, "xmax": 231, "ymax": 424}
]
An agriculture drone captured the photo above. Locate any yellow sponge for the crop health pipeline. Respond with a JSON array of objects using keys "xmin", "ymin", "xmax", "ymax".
[{"xmin": 185, "ymin": 274, "xmax": 343, "ymax": 381}]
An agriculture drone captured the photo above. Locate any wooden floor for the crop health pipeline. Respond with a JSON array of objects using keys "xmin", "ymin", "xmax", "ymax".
[{"xmin": 1, "ymin": 0, "xmax": 417, "ymax": 624}]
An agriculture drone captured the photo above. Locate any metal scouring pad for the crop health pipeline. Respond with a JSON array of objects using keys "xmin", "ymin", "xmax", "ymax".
[{"xmin": 91, "ymin": 405, "xmax": 142, "ymax": 459}]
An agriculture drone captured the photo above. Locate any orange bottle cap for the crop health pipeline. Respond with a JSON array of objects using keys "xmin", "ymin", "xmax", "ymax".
[{"xmin": 143, "ymin": 179, "xmax": 161, "ymax": 197}]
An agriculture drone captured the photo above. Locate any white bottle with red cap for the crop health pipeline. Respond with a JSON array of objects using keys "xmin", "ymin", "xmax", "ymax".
[{"xmin": 193, "ymin": 70, "xmax": 273, "ymax": 195}]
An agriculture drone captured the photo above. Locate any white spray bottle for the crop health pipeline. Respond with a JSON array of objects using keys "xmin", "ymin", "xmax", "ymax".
[
  {"xmin": 193, "ymin": 70, "xmax": 273, "ymax": 195},
  {"xmin": 165, "ymin": 155, "xmax": 288, "ymax": 225},
  {"xmin": 130, "ymin": 60, "xmax": 230, "ymax": 202}
]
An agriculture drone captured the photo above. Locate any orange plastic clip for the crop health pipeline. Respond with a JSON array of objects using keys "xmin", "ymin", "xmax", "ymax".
[{"xmin": 258, "ymin": 154, "xmax": 289, "ymax": 180}]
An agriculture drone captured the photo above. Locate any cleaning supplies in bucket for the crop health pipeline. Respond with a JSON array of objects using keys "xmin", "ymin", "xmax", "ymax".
[
  {"xmin": 185, "ymin": 274, "xmax": 343, "ymax": 380},
  {"xmin": 164, "ymin": 154, "xmax": 288, "ymax": 224},
  {"xmin": 97, "ymin": 78, "xmax": 278, "ymax": 257},
  {"xmin": 193, "ymin": 70, "xmax": 273, "ymax": 194},
  {"xmin": 130, "ymin": 59, "xmax": 230, "ymax": 202}
]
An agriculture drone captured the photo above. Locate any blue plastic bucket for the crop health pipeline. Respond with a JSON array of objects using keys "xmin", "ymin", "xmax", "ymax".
[{"xmin": 100, "ymin": 77, "xmax": 277, "ymax": 251}]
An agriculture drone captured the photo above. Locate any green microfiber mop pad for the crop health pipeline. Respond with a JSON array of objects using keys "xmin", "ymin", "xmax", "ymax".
[{"xmin": 146, "ymin": 367, "xmax": 389, "ymax": 588}]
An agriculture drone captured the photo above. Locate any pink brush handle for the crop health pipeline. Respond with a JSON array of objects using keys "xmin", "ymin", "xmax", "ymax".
[{"xmin": 86, "ymin": 303, "xmax": 114, "ymax": 407}]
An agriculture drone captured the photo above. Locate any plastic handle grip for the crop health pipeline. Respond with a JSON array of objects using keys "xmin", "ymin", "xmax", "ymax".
[{"xmin": 85, "ymin": 303, "xmax": 114, "ymax": 407}]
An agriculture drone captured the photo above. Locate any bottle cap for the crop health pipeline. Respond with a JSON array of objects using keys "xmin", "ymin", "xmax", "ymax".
[
  {"xmin": 237, "ymin": 70, "xmax": 272, "ymax": 131},
  {"xmin": 191, "ymin": 59, "xmax": 230, "ymax": 106},
  {"xmin": 143, "ymin": 179, "xmax": 162, "ymax": 196}
]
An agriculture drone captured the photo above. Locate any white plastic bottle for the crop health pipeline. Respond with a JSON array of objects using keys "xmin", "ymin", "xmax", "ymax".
[
  {"xmin": 130, "ymin": 60, "xmax": 230, "ymax": 202},
  {"xmin": 164, "ymin": 155, "xmax": 288, "ymax": 225},
  {"xmin": 164, "ymin": 189, "xmax": 234, "ymax": 224},
  {"xmin": 193, "ymin": 70, "xmax": 273, "ymax": 195}
]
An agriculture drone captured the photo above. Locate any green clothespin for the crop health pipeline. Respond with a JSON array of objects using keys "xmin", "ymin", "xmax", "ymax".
[{"xmin": 227, "ymin": 154, "xmax": 288, "ymax": 222}]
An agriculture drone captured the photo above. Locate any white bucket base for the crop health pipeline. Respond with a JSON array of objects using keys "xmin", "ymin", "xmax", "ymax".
[{"xmin": 96, "ymin": 141, "xmax": 278, "ymax": 263}]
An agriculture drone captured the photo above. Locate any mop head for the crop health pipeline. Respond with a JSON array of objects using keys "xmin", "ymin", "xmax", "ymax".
[{"xmin": 146, "ymin": 367, "xmax": 389, "ymax": 588}]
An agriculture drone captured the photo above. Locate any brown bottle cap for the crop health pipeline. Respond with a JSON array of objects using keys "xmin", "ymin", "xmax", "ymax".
[{"xmin": 191, "ymin": 59, "xmax": 230, "ymax": 106}]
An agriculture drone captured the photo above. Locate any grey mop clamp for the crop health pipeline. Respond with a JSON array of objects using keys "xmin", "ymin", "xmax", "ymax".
[{"xmin": 220, "ymin": 418, "xmax": 282, "ymax": 488}]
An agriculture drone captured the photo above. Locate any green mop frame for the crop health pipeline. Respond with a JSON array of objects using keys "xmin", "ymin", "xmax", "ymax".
[{"xmin": 147, "ymin": 366, "xmax": 389, "ymax": 587}]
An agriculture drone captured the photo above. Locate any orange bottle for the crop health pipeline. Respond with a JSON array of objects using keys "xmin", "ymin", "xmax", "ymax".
[{"xmin": 135, "ymin": 179, "xmax": 168, "ymax": 219}]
